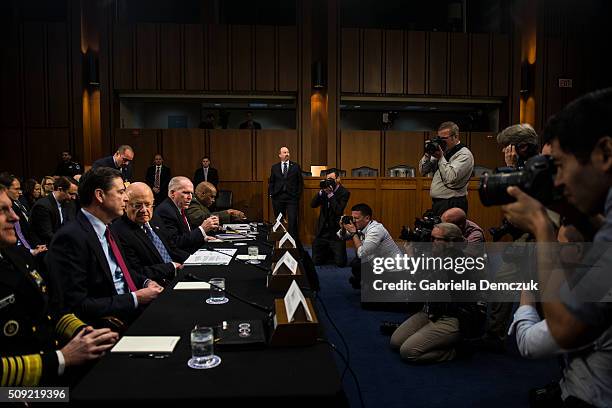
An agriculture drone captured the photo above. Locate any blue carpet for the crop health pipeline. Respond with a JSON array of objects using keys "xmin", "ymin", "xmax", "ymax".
[{"xmin": 312, "ymin": 250, "xmax": 560, "ymax": 408}]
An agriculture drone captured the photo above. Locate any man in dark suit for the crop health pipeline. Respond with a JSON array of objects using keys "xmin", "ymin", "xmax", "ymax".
[
  {"xmin": 0, "ymin": 173, "xmax": 46, "ymax": 256},
  {"xmin": 268, "ymin": 146, "xmax": 303, "ymax": 238},
  {"xmin": 45, "ymin": 167, "xmax": 163, "ymax": 324},
  {"xmin": 0, "ymin": 184, "xmax": 118, "ymax": 386},
  {"xmin": 310, "ymin": 169, "xmax": 350, "ymax": 267},
  {"xmin": 153, "ymin": 176, "xmax": 218, "ymax": 254},
  {"xmin": 145, "ymin": 154, "xmax": 172, "ymax": 205},
  {"xmin": 30, "ymin": 176, "xmax": 78, "ymax": 246},
  {"xmin": 55, "ymin": 150, "xmax": 83, "ymax": 177},
  {"xmin": 111, "ymin": 183, "xmax": 188, "ymax": 285},
  {"xmin": 92, "ymin": 145, "xmax": 135, "ymax": 183},
  {"xmin": 193, "ymin": 156, "xmax": 219, "ymax": 188}
]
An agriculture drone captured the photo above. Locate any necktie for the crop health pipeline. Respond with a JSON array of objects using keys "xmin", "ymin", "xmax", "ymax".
[
  {"xmin": 204, "ymin": 167, "xmax": 208, "ymax": 182},
  {"xmin": 14, "ymin": 222, "xmax": 31, "ymax": 250},
  {"xmin": 144, "ymin": 224, "xmax": 173, "ymax": 263},
  {"xmin": 180, "ymin": 208, "xmax": 190, "ymax": 231},
  {"xmin": 283, "ymin": 162, "xmax": 288, "ymax": 176},
  {"xmin": 15, "ymin": 202, "xmax": 28, "ymax": 222},
  {"xmin": 154, "ymin": 166, "xmax": 161, "ymax": 189},
  {"xmin": 104, "ymin": 227, "xmax": 137, "ymax": 292}
]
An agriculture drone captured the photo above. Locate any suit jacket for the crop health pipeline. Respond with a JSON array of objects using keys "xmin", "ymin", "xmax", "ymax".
[
  {"xmin": 111, "ymin": 215, "xmax": 189, "ymax": 284},
  {"xmin": 45, "ymin": 211, "xmax": 147, "ymax": 322},
  {"xmin": 145, "ymin": 165, "xmax": 172, "ymax": 203},
  {"xmin": 12, "ymin": 200, "xmax": 34, "ymax": 246},
  {"xmin": 310, "ymin": 184, "xmax": 351, "ymax": 238},
  {"xmin": 153, "ymin": 198, "xmax": 206, "ymax": 253},
  {"xmin": 268, "ymin": 161, "xmax": 303, "ymax": 201},
  {"xmin": 30, "ymin": 193, "xmax": 76, "ymax": 246},
  {"xmin": 185, "ymin": 196, "xmax": 231, "ymax": 229},
  {"xmin": 193, "ymin": 166, "xmax": 219, "ymax": 188},
  {"xmin": 0, "ymin": 246, "xmax": 86, "ymax": 386},
  {"xmin": 92, "ymin": 155, "xmax": 133, "ymax": 182}
]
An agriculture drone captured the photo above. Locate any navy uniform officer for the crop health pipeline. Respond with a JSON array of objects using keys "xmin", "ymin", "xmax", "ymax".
[{"xmin": 0, "ymin": 184, "xmax": 117, "ymax": 386}]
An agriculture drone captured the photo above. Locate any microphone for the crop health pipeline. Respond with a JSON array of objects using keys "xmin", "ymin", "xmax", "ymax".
[{"xmin": 186, "ymin": 273, "xmax": 273, "ymax": 314}]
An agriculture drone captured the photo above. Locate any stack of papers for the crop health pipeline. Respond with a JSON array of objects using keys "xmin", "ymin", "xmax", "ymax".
[
  {"xmin": 224, "ymin": 224, "xmax": 251, "ymax": 231},
  {"xmin": 215, "ymin": 233, "xmax": 254, "ymax": 242},
  {"xmin": 236, "ymin": 254, "xmax": 266, "ymax": 261},
  {"xmin": 174, "ymin": 281, "xmax": 211, "ymax": 290},
  {"xmin": 184, "ymin": 248, "xmax": 237, "ymax": 265}
]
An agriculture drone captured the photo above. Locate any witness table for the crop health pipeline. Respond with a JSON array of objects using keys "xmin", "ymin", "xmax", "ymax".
[{"xmin": 72, "ymin": 229, "xmax": 346, "ymax": 405}]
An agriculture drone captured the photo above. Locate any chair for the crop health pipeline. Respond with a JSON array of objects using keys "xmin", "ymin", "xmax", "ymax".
[
  {"xmin": 387, "ymin": 165, "xmax": 416, "ymax": 178},
  {"xmin": 351, "ymin": 166, "xmax": 378, "ymax": 177},
  {"xmin": 472, "ymin": 165, "xmax": 492, "ymax": 177},
  {"xmin": 215, "ymin": 190, "xmax": 233, "ymax": 211},
  {"xmin": 320, "ymin": 168, "xmax": 347, "ymax": 178}
]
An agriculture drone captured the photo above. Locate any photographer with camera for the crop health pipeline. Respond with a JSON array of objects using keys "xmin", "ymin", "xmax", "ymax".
[
  {"xmin": 501, "ymin": 88, "xmax": 612, "ymax": 407},
  {"xmin": 419, "ymin": 122, "xmax": 474, "ymax": 216},
  {"xmin": 441, "ymin": 207, "xmax": 485, "ymax": 243},
  {"xmin": 390, "ymin": 223, "xmax": 467, "ymax": 363},
  {"xmin": 337, "ymin": 203, "xmax": 402, "ymax": 289},
  {"xmin": 310, "ymin": 169, "xmax": 350, "ymax": 267},
  {"xmin": 497, "ymin": 123, "xmax": 540, "ymax": 168}
]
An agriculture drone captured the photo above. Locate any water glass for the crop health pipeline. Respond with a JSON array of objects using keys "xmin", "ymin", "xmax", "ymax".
[
  {"xmin": 188, "ymin": 326, "xmax": 221, "ymax": 369},
  {"xmin": 247, "ymin": 245, "xmax": 260, "ymax": 264},
  {"xmin": 206, "ymin": 278, "xmax": 228, "ymax": 304}
]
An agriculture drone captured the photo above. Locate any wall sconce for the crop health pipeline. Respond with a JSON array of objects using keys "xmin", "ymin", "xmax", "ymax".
[
  {"xmin": 84, "ymin": 50, "xmax": 100, "ymax": 87},
  {"xmin": 312, "ymin": 60, "xmax": 326, "ymax": 89}
]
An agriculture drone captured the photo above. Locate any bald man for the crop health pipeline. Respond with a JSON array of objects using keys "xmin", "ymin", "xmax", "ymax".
[
  {"xmin": 268, "ymin": 146, "xmax": 303, "ymax": 238},
  {"xmin": 186, "ymin": 182, "xmax": 245, "ymax": 229},
  {"xmin": 111, "ymin": 183, "xmax": 189, "ymax": 285},
  {"xmin": 441, "ymin": 207, "xmax": 485, "ymax": 243},
  {"xmin": 153, "ymin": 176, "xmax": 218, "ymax": 253}
]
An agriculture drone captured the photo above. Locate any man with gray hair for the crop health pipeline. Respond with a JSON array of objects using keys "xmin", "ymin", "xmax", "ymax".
[
  {"xmin": 153, "ymin": 176, "xmax": 219, "ymax": 253},
  {"xmin": 496, "ymin": 123, "xmax": 540, "ymax": 168},
  {"xmin": 419, "ymin": 121, "xmax": 474, "ymax": 216},
  {"xmin": 92, "ymin": 145, "xmax": 135, "ymax": 182}
]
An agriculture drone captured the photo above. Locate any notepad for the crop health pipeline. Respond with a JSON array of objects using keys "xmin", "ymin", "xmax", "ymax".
[
  {"xmin": 236, "ymin": 254, "xmax": 266, "ymax": 260},
  {"xmin": 173, "ymin": 281, "xmax": 211, "ymax": 290},
  {"xmin": 111, "ymin": 336, "xmax": 181, "ymax": 354}
]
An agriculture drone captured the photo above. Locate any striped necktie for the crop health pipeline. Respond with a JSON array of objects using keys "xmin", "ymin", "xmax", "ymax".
[{"xmin": 144, "ymin": 224, "xmax": 173, "ymax": 263}]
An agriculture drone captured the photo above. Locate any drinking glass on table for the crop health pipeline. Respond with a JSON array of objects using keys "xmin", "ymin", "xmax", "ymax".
[
  {"xmin": 247, "ymin": 245, "xmax": 261, "ymax": 264},
  {"xmin": 206, "ymin": 277, "xmax": 228, "ymax": 304},
  {"xmin": 187, "ymin": 326, "xmax": 221, "ymax": 369}
]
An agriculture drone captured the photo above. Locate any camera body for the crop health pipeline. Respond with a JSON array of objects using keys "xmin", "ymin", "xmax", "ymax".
[
  {"xmin": 479, "ymin": 155, "xmax": 562, "ymax": 207},
  {"xmin": 320, "ymin": 178, "xmax": 336, "ymax": 190},
  {"xmin": 425, "ymin": 137, "xmax": 448, "ymax": 155},
  {"xmin": 399, "ymin": 214, "xmax": 442, "ymax": 242},
  {"xmin": 341, "ymin": 215, "xmax": 354, "ymax": 225}
]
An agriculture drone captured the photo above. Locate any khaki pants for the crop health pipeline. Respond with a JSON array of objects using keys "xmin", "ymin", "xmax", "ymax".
[{"xmin": 390, "ymin": 311, "xmax": 460, "ymax": 363}]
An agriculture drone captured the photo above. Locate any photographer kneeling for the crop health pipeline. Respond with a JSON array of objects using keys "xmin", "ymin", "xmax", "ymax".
[
  {"xmin": 390, "ymin": 223, "xmax": 466, "ymax": 363},
  {"xmin": 337, "ymin": 203, "xmax": 402, "ymax": 289},
  {"xmin": 502, "ymin": 88, "xmax": 612, "ymax": 407},
  {"xmin": 419, "ymin": 121, "xmax": 474, "ymax": 216},
  {"xmin": 311, "ymin": 169, "xmax": 350, "ymax": 267}
]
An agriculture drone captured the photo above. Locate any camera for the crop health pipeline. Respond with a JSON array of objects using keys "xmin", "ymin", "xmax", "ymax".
[
  {"xmin": 319, "ymin": 178, "xmax": 336, "ymax": 190},
  {"xmin": 399, "ymin": 213, "xmax": 441, "ymax": 242},
  {"xmin": 425, "ymin": 137, "xmax": 448, "ymax": 155},
  {"xmin": 479, "ymin": 155, "xmax": 562, "ymax": 207},
  {"xmin": 341, "ymin": 215, "xmax": 354, "ymax": 225},
  {"xmin": 489, "ymin": 219, "xmax": 525, "ymax": 242}
]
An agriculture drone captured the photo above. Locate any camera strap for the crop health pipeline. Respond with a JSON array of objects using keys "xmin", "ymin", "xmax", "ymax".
[{"xmin": 438, "ymin": 144, "xmax": 471, "ymax": 191}]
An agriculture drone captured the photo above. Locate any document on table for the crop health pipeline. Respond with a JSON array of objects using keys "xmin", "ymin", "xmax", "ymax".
[
  {"xmin": 215, "ymin": 233, "xmax": 254, "ymax": 241},
  {"xmin": 183, "ymin": 248, "xmax": 237, "ymax": 265},
  {"xmin": 224, "ymin": 224, "xmax": 251, "ymax": 231},
  {"xmin": 111, "ymin": 336, "xmax": 181, "ymax": 354},
  {"xmin": 236, "ymin": 254, "xmax": 266, "ymax": 261},
  {"xmin": 173, "ymin": 281, "xmax": 211, "ymax": 290}
]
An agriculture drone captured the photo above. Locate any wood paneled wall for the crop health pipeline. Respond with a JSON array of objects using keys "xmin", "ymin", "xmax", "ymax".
[
  {"xmin": 338, "ymin": 130, "xmax": 504, "ymax": 177},
  {"xmin": 340, "ymin": 29, "xmax": 511, "ymax": 97},
  {"xmin": 111, "ymin": 23, "xmax": 298, "ymax": 92},
  {"xmin": 114, "ymin": 128, "xmax": 300, "ymax": 221},
  {"xmin": 0, "ymin": 16, "xmax": 80, "ymax": 180}
]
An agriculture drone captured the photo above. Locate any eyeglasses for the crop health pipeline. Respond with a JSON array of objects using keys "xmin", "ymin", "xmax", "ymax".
[{"xmin": 128, "ymin": 203, "xmax": 153, "ymax": 210}]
